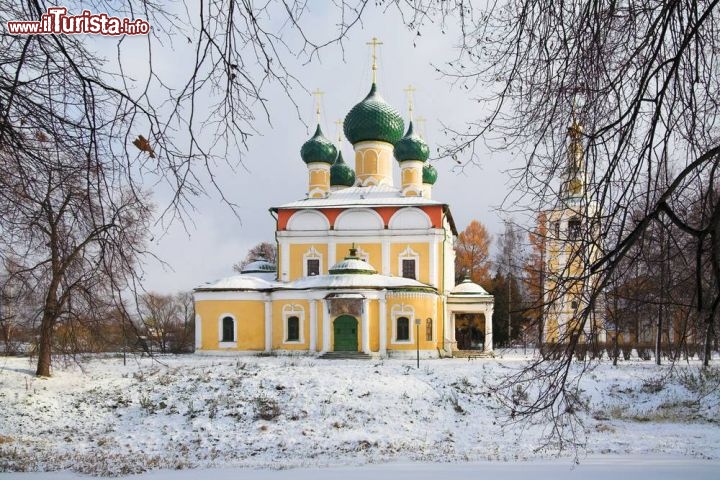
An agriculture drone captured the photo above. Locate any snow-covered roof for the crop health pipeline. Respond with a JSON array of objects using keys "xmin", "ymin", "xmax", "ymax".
[
  {"xmin": 274, "ymin": 185, "xmax": 444, "ymax": 209},
  {"xmin": 241, "ymin": 259, "xmax": 277, "ymax": 274},
  {"xmin": 281, "ymin": 273, "xmax": 435, "ymax": 291},
  {"xmin": 195, "ymin": 275, "xmax": 276, "ymax": 291},
  {"xmin": 328, "ymin": 257, "xmax": 376, "ymax": 275},
  {"xmin": 450, "ymin": 278, "xmax": 492, "ymax": 296}
]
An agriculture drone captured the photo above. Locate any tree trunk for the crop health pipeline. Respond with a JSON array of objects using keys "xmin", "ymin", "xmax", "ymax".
[
  {"xmin": 36, "ymin": 273, "xmax": 61, "ymax": 377},
  {"xmin": 703, "ymin": 318, "xmax": 714, "ymax": 367},
  {"xmin": 36, "ymin": 309, "xmax": 55, "ymax": 377}
]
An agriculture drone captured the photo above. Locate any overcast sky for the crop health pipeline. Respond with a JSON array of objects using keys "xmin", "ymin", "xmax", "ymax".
[{"xmin": 132, "ymin": 4, "xmax": 525, "ymax": 294}]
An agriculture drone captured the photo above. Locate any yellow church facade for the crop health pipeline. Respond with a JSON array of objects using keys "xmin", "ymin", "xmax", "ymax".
[{"xmin": 194, "ymin": 56, "xmax": 494, "ymax": 358}]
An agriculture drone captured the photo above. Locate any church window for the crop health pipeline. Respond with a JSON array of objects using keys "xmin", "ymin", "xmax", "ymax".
[
  {"xmin": 282, "ymin": 304, "xmax": 304, "ymax": 344},
  {"xmin": 391, "ymin": 304, "xmax": 415, "ymax": 344},
  {"xmin": 307, "ymin": 259, "xmax": 320, "ymax": 276},
  {"xmin": 287, "ymin": 316, "xmax": 300, "ymax": 341},
  {"xmin": 568, "ymin": 218, "xmax": 581, "ymax": 240},
  {"xmin": 426, "ymin": 318, "xmax": 433, "ymax": 341},
  {"xmin": 222, "ymin": 317, "xmax": 234, "ymax": 342},
  {"xmin": 219, "ymin": 315, "xmax": 236, "ymax": 344},
  {"xmin": 397, "ymin": 317, "xmax": 410, "ymax": 341},
  {"xmin": 553, "ymin": 221, "xmax": 560, "ymax": 238},
  {"xmin": 402, "ymin": 259, "xmax": 416, "ymax": 279},
  {"xmin": 303, "ymin": 246, "xmax": 323, "ymax": 277},
  {"xmin": 398, "ymin": 246, "xmax": 419, "ymax": 280}
]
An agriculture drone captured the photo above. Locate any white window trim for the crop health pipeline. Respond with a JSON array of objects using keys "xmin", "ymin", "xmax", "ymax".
[
  {"xmin": 282, "ymin": 304, "xmax": 305, "ymax": 344},
  {"xmin": 390, "ymin": 304, "xmax": 414, "ymax": 344},
  {"xmin": 398, "ymin": 245, "xmax": 420, "ymax": 280},
  {"xmin": 218, "ymin": 313, "xmax": 237, "ymax": 348},
  {"xmin": 303, "ymin": 246, "xmax": 323, "ymax": 277}
]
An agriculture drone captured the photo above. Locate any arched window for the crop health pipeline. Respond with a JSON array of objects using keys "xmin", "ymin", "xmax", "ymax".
[
  {"xmin": 287, "ymin": 316, "xmax": 300, "ymax": 342},
  {"xmin": 221, "ymin": 316, "xmax": 235, "ymax": 342},
  {"xmin": 282, "ymin": 304, "xmax": 304, "ymax": 344},
  {"xmin": 426, "ymin": 318, "xmax": 433, "ymax": 341},
  {"xmin": 397, "ymin": 317, "xmax": 410, "ymax": 341}
]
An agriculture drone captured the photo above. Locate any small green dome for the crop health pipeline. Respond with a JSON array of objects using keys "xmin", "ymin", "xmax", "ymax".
[
  {"xmin": 344, "ymin": 84, "xmax": 404, "ymax": 145},
  {"xmin": 393, "ymin": 121, "xmax": 429, "ymax": 162},
  {"xmin": 330, "ymin": 151, "xmax": 355, "ymax": 187},
  {"xmin": 300, "ymin": 125, "xmax": 337, "ymax": 164},
  {"xmin": 422, "ymin": 163, "xmax": 438, "ymax": 185}
]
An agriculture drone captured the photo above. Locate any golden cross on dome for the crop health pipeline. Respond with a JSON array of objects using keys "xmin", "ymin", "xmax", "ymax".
[
  {"xmin": 366, "ymin": 37, "xmax": 383, "ymax": 83},
  {"xmin": 404, "ymin": 84, "xmax": 416, "ymax": 122},
  {"xmin": 311, "ymin": 88, "xmax": 325, "ymax": 124},
  {"xmin": 416, "ymin": 116, "xmax": 426, "ymax": 139},
  {"xmin": 335, "ymin": 119, "xmax": 344, "ymax": 143}
]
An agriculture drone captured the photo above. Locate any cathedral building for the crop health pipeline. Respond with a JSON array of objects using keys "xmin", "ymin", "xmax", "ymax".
[{"xmin": 193, "ymin": 48, "xmax": 494, "ymax": 357}]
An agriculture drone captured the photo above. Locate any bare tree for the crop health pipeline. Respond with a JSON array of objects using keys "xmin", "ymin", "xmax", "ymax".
[
  {"xmin": 387, "ymin": 0, "xmax": 720, "ymax": 447},
  {"xmin": 1, "ymin": 1, "xmax": 372, "ymax": 375},
  {"xmin": 0, "ymin": 133, "xmax": 151, "ymax": 376}
]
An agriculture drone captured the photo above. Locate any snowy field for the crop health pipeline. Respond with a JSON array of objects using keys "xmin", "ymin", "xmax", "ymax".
[{"xmin": 1, "ymin": 352, "xmax": 718, "ymax": 479}]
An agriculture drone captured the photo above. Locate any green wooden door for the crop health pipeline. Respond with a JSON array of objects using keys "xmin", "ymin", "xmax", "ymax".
[{"xmin": 333, "ymin": 315, "xmax": 358, "ymax": 351}]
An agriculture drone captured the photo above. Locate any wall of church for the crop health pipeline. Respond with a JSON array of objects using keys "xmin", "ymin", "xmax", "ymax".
[
  {"xmin": 390, "ymin": 242, "xmax": 429, "ymax": 282},
  {"xmin": 386, "ymin": 292, "xmax": 438, "ymax": 351},
  {"xmin": 290, "ymin": 243, "xmax": 328, "ymax": 279},
  {"xmin": 195, "ymin": 299, "xmax": 266, "ymax": 351}
]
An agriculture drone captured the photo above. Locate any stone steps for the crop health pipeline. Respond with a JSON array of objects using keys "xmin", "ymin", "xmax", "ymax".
[
  {"xmin": 452, "ymin": 350, "xmax": 495, "ymax": 359},
  {"xmin": 319, "ymin": 351, "xmax": 372, "ymax": 360}
]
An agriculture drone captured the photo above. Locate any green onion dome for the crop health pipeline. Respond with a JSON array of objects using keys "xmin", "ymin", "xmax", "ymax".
[
  {"xmin": 343, "ymin": 83, "xmax": 405, "ymax": 145},
  {"xmin": 393, "ymin": 121, "xmax": 429, "ymax": 162},
  {"xmin": 301, "ymin": 125, "xmax": 337, "ymax": 164},
  {"xmin": 330, "ymin": 151, "xmax": 356, "ymax": 187},
  {"xmin": 422, "ymin": 163, "xmax": 438, "ymax": 185}
]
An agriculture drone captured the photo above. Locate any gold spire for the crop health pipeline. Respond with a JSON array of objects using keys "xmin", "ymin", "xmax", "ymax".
[
  {"xmin": 403, "ymin": 84, "xmax": 416, "ymax": 122},
  {"xmin": 311, "ymin": 88, "xmax": 325, "ymax": 124},
  {"xmin": 367, "ymin": 37, "xmax": 383, "ymax": 84},
  {"xmin": 334, "ymin": 119, "xmax": 344, "ymax": 143},
  {"xmin": 565, "ymin": 95, "xmax": 584, "ymax": 198},
  {"xmin": 568, "ymin": 94, "xmax": 582, "ymax": 138}
]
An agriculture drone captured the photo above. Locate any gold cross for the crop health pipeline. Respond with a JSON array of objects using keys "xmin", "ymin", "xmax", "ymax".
[
  {"xmin": 335, "ymin": 119, "xmax": 344, "ymax": 143},
  {"xmin": 404, "ymin": 84, "xmax": 416, "ymax": 122},
  {"xmin": 416, "ymin": 116, "xmax": 426, "ymax": 139},
  {"xmin": 311, "ymin": 88, "xmax": 325, "ymax": 124},
  {"xmin": 366, "ymin": 37, "xmax": 383, "ymax": 83}
]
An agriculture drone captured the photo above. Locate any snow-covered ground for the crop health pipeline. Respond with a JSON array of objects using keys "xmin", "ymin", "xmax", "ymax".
[{"xmin": 1, "ymin": 352, "xmax": 718, "ymax": 478}]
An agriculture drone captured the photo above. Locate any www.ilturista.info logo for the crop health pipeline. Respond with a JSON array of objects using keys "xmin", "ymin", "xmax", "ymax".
[{"xmin": 7, "ymin": 7, "xmax": 150, "ymax": 35}]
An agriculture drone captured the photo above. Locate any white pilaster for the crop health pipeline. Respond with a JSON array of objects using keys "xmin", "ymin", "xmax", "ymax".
[
  {"xmin": 379, "ymin": 293, "xmax": 387, "ymax": 355},
  {"xmin": 485, "ymin": 306, "xmax": 494, "ymax": 352},
  {"xmin": 309, "ymin": 300, "xmax": 317, "ymax": 352},
  {"xmin": 329, "ymin": 240, "xmax": 337, "ymax": 267},
  {"xmin": 264, "ymin": 300, "xmax": 272, "ymax": 352},
  {"xmin": 381, "ymin": 239, "xmax": 390, "ymax": 275},
  {"xmin": 429, "ymin": 235, "xmax": 438, "ymax": 288},
  {"xmin": 362, "ymin": 298, "xmax": 370, "ymax": 354},
  {"xmin": 322, "ymin": 299, "xmax": 331, "ymax": 352},
  {"xmin": 194, "ymin": 315, "xmax": 202, "ymax": 350},
  {"xmin": 281, "ymin": 240, "xmax": 290, "ymax": 282}
]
